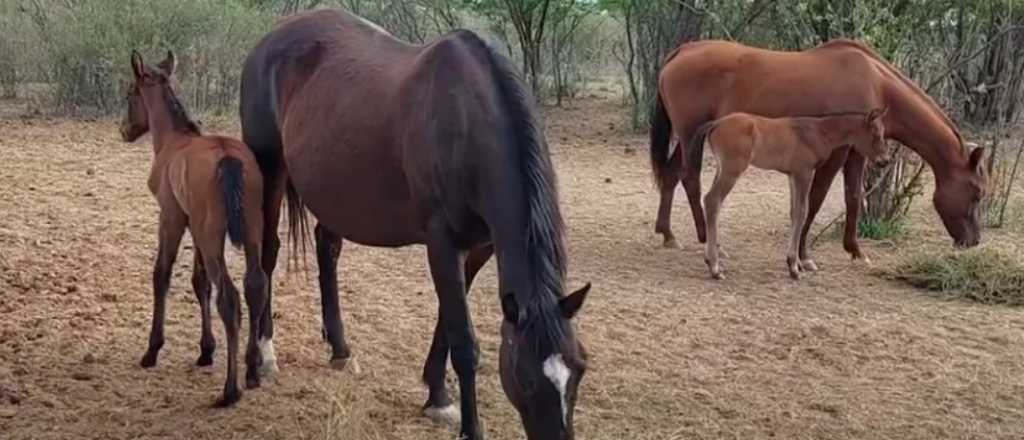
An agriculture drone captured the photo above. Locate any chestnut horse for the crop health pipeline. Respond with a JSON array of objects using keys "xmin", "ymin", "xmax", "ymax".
[
  {"xmin": 694, "ymin": 110, "xmax": 889, "ymax": 280},
  {"xmin": 120, "ymin": 51, "xmax": 268, "ymax": 406},
  {"xmin": 651, "ymin": 39, "xmax": 989, "ymax": 263},
  {"xmin": 239, "ymin": 10, "xmax": 589, "ymax": 440}
]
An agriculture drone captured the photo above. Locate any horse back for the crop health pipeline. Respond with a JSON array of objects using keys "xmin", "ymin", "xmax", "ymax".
[{"xmin": 660, "ymin": 40, "xmax": 885, "ymax": 122}]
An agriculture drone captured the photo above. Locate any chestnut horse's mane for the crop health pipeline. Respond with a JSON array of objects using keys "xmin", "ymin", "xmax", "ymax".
[{"xmin": 818, "ymin": 39, "xmax": 966, "ymax": 154}]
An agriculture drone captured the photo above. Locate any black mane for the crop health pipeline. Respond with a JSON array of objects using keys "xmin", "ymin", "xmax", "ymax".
[
  {"xmin": 161, "ymin": 82, "xmax": 201, "ymax": 135},
  {"xmin": 470, "ymin": 35, "xmax": 577, "ymax": 362}
]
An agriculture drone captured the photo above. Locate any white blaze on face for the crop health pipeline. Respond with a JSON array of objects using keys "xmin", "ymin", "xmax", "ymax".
[{"xmin": 543, "ymin": 353, "xmax": 571, "ymax": 425}]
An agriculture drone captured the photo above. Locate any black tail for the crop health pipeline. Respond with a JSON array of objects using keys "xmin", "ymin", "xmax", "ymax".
[
  {"xmin": 649, "ymin": 91, "xmax": 677, "ymax": 189},
  {"xmin": 217, "ymin": 157, "xmax": 246, "ymax": 248},
  {"xmin": 687, "ymin": 120, "xmax": 717, "ymax": 176},
  {"xmin": 285, "ymin": 178, "xmax": 311, "ymax": 271}
]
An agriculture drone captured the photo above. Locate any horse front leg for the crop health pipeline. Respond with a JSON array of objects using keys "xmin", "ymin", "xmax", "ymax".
[
  {"xmin": 788, "ymin": 172, "xmax": 814, "ymax": 280},
  {"xmin": 842, "ymin": 150, "xmax": 869, "ymax": 262},
  {"xmin": 798, "ymin": 148, "xmax": 850, "ymax": 271},
  {"xmin": 425, "ymin": 224, "xmax": 480, "ymax": 440},
  {"xmin": 423, "ymin": 243, "xmax": 493, "ymax": 426}
]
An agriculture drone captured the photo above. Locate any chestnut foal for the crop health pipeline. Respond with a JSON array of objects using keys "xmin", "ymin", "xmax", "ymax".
[
  {"xmin": 120, "ymin": 50, "xmax": 268, "ymax": 406},
  {"xmin": 691, "ymin": 109, "xmax": 889, "ymax": 280}
]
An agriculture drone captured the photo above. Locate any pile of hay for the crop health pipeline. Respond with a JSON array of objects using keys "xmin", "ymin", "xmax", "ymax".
[{"xmin": 878, "ymin": 247, "xmax": 1024, "ymax": 305}]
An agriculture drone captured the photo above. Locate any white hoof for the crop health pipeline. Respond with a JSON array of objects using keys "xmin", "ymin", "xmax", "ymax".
[
  {"xmin": 258, "ymin": 338, "xmax": 279, "ymax": 377},
  {"xmin": 800, "ymin": 259, "xmax": 819, "ymax": 272},
  {"xmin": 424, "ymin": 404, "xmax": 460, "ymax": 426},
  {"xmin": 854, "ymin": 256, "xmax": 873, "ymax": 265}
]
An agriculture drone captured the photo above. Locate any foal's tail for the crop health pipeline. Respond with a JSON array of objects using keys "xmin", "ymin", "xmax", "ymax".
[
  {"xmin": 687, "ymin": 119, "xmax": 718, "ymax": 176},
  {"xmin": 217, "ymin": 157, "xmax": 246, "ymax": 248},
  {"xmin": 649, "ymin": 90, "xmax": 677, "ymax": 189}
]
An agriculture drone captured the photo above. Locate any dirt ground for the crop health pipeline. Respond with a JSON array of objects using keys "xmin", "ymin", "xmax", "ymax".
[{"xmin": 2, "ymin": 96, "xmax": 1024, "ymax": 440}]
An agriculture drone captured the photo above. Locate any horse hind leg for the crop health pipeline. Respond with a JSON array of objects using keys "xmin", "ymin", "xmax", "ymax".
[
  {"xmin": 191, "ymin": 249, "xmax": 216, "ymax": 368},
  {"xmin": 201, "ymin": 243, "xmax": 242, "ymax": 407},
  {"xmin": 314, "ymin": 223, "xmax": 357, "ymax": 373},
  {"xmin": 141, "ymin": 207, "xmax": 187, "ymax": 368},
  {"xmin": 242, "ymin": 240, "xmax": 268, "ymax": 389},
  {"xmin": 703, "ymin": 155, "xmax": 740, "ymax": 280}
]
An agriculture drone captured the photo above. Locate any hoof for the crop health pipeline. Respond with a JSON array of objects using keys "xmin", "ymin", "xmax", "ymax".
[
  {"xmin": 663, "ymin": 238, "xmax": 680, "ymax": 249},
  {"xmin": 424, "ymin": 404, "xmax": 460, "ymax": 426},
  {"xmin": 711, "ymin": 272, "xmax": 725, "ymax": 280},
  {"xmin": 140, "ymin": 352, "xmax": 158, "ymax": 369},
  {"xmin": 852, "ymin": 255, "xmax": 872, "ymax": 265},
  {"xmin": 245, "ymin": 370, "xmax": 261, "ymax": 390},
  {"xmin": 800, "ymin": 259, "xmax": 819, "ymax": 272},
  {"xmin": 196, "ymin": 354, "xmax": 214, "ymax": 368},
  {"xmin": 789, "ymin": 269, "xmax": 801, "ymax": 280},
  {"xmin": 258, "ymin": 338, "xmax": 279, "ymax": 378},
  {"xmin": 213, "ymin": 389, "xmax": 242, "ymax": 408},
  {"xmin": 330, "ymin": 356, "xmax": 361, "ymax": 374}
]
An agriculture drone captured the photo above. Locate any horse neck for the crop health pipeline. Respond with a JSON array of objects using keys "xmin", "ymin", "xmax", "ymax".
[
  {"xmin": 813, "ymin": 115, "xmax": 863, "ymax": 154},
  {"xmin": 142, "ymin": 86, "xmax": 193, "ymax": 154},
  {"xmin": 884, "ymin": 81, "xmax": 967, "ymax": 179}
]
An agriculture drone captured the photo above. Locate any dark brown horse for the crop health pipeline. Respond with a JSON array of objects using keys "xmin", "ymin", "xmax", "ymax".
[
  {"xmin": 651, "ymin": 39, "xmax": 989, "ymax": 262},
  {"xmin": 240, "ymin": 10, "xmax": 590, "ymax": 440},
  {"xmin": 120, "ymin": 51, "xmax": 268, "ymax": 406}
]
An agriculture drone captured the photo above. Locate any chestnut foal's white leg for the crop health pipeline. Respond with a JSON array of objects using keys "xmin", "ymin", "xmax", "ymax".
[
  {"xmin": 787, "ymin": 171, "xmax": 813, "ymax": 280},
  {"xmin": 703, "ymin": 158, "xmax": 741, "ymax": 280}
]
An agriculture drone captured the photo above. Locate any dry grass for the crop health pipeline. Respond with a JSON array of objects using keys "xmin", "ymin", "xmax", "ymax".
[
  {"xmin": 2, "ymin": 97, "xmax": 1024, "ymax": 440},
  {"xmin": 878, "ymin": 246, "xmax": 1024, "ymax": 305}
]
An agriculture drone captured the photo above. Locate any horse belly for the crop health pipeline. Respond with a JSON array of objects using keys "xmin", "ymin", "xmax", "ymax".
[{"xmin": 287, "ymin": 156, "xmax": 425, "ymax": 247}]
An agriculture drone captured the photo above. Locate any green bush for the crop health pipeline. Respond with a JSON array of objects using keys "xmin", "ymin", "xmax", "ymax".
[{"xmin": 10, "ymin": 0, "xmax": 273, "ymax": 115}]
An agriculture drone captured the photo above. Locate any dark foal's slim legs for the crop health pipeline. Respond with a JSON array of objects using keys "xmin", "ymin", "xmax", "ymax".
[
  {"xmin": 422, "ymin": 243, "xmax": 493, "ymax": 423},
  {"xmin": 426, "ymin": 222, "xmax": 481, "ymax": 440},
  {"xmin": 203, "ymin": 250, "xmax": 243, "ymax": 407},
  {"xmin": 192, "ymin": 250, "xmax": 216, "ymax": 367},
  {"xmin": 141, "ymin": 209, "xmax": 186, "ymax": 368},
  {"xmin": 314, "ymin": 223, "xmax": 353, "ymax": 369},
  {"xmin": 243, "ymin": 241, "xmax": 268, "ymax": 390}
]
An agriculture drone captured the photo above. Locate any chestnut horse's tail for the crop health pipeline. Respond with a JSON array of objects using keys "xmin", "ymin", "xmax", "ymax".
[
  {"xmin": 687, "ymin": 119, "xmax": 718, "ymax": 176},
  {"xmin": 217, "ymin": 157, "xmax": 246, "ymax": 248},
  {"xmin": 649, "ymin": 90, "xmax": 677, "ymax": 189}
]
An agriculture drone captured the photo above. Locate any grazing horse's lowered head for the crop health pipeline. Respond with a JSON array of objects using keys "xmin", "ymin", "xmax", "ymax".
[{"xmin": 500, "ymin": 283, "xmax": 589, "ymax": 440}]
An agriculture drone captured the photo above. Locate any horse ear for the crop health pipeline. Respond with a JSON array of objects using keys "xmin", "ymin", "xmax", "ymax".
[
  {"xmin": 501, "ymin": 293, "xmax": 521, "ymax": 325},
  {"xmin": 968, "ymin": 147, "xmax": 987, "ymax": 175},
  {"xmin": 559, "ymin": 283, "xmax": 590, "ymax": 320},
  {"xmin": 157, "ymin": 50, "xmax": 176, "ymax": 76},
  {"xmin": 130, "ymin": 50, "xmax": 145, "ymax": 79}
]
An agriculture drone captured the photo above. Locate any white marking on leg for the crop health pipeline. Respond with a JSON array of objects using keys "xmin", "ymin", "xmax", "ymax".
[
  {"xmin": 424, "ymin": 403, "xmax": 460, "ymax": 426},
  {"xmin": 543, "ymin": 354, "xmax": 570, "ymax": 425},
  {"xmin": 259, "ymin": 337, "xmax": 279, "ymax": 376}
]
